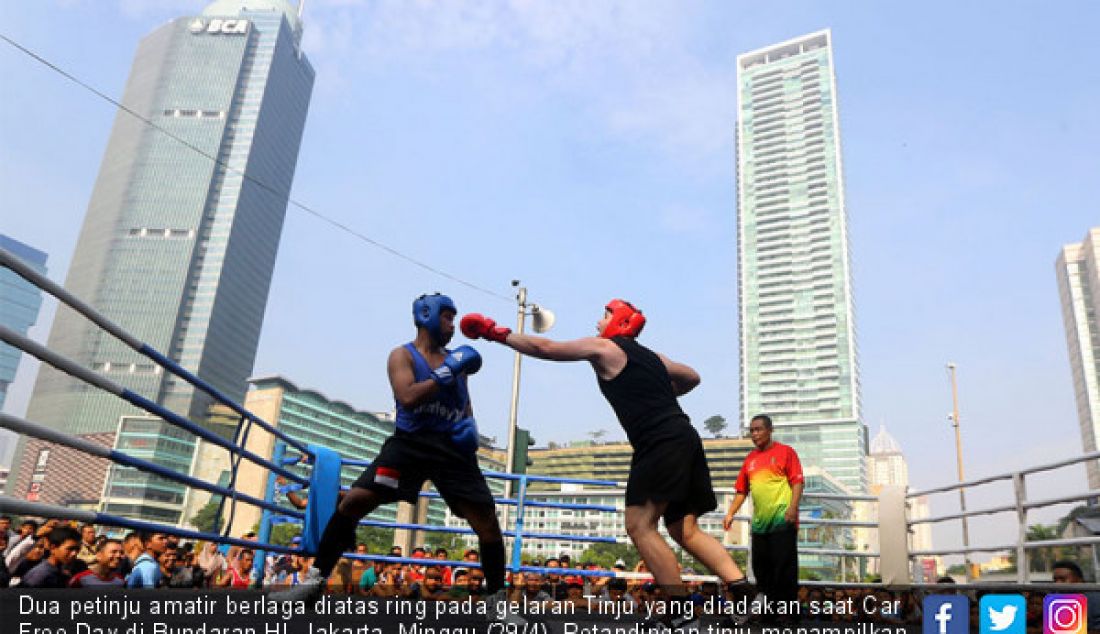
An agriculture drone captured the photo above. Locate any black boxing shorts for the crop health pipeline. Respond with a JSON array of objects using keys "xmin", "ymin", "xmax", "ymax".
[{"xmin": 352, "ymin": 429, "xmax": 495, "ymax": 518}]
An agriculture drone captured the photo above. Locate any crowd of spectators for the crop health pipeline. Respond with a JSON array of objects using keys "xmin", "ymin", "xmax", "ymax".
[
  {"xmin": 269, "ymin": 549, "xmax": 1093, "ymax": 633},
  {"xmin": 0, "ymin": 516, "xmax": 266, "ymax": 589},
  {"xmin": 2, "ymin": 515, "xmax": 1096, "ymax": 631}
]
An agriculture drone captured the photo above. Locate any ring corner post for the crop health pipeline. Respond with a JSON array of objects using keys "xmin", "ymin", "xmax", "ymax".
[{"xmin": 509, "ymin": 474, "xmax": 528, "ymax": 575}]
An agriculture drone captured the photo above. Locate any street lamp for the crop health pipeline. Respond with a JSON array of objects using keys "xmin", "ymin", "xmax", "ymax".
[
  {"xmin": 503, "ymin": 281, "xmax": 554, "ymax": 483},
  {"xmin": 946, "ymin": 362, "xmax": 972, "ymax": 581}
]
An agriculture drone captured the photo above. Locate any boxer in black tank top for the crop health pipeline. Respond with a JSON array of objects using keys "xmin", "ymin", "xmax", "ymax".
[
  {"xmin": 597, "ymin": 335, "xmax": 691, "ymax": 446},
  {"xmin": 461, "ymin": 300, "xmax": 749, "ymax": 624},
  {"xmin": 275, "ymin": 294, "xmax": 513, "ymax": 619}
]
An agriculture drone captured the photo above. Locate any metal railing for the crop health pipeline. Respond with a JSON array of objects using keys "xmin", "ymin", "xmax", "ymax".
[
  {"xmin": 256, "ymin": 450, "xmax": 888, "ymax": 585},
  {"xmin": 908, "ymin": 450, "xmax": 1100, "ymax": 583},
  {"xmin": 4, "ymin": 245, "xmax": 1098, "ymax": 587}
]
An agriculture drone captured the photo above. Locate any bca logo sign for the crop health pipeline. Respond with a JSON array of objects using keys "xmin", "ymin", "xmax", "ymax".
[{"xmin": 189, "ymin": 18, "xmax": 249, "ymax": 35}]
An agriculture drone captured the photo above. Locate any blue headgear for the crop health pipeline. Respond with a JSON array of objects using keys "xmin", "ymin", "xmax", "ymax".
[{"xmin": 413, "ymin": 293, "xmax": 457, "ymax": 344}]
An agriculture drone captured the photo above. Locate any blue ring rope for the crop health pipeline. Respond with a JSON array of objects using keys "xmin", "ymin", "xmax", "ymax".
[
  {"xmin": 109, "ymin": 449, "xmax": 303, "ymax": 520},
  {"xmin": 141, "ymin": 345, "xmax": 311, "ymax": 457},
  {"xmin": 0, "ymin": 248, "xmax": 311, "ymax": 458},
  {"xmin": 0, "ymin": 248, "xmax": 742, "ymax": 583},
  {"xmin": 122, "ymin": 390, "xmax": 308, "ymax": 486}
]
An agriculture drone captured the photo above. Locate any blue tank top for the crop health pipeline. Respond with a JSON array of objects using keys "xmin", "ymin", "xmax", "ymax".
[{"xmin": 394, "ymin": 342, "xmax": 470, "ymax": 433}]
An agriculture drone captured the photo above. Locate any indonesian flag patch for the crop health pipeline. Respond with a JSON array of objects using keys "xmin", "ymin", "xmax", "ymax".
[{"xmin": 375, "ymin": 466, "xmax": 400, "ymax": 489}]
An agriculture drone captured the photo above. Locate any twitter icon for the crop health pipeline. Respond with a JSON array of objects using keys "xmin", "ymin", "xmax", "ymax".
[{"xmin": 980, "ymin": 594, "xmax": 1025, "ymax": 634}]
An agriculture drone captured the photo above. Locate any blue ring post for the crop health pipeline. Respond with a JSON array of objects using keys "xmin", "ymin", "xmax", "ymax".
[
  {"xmin": 510, "ymin": 474, "xmax": 528, "ymax": 575},
  {"xmin": 255, "ymin": 440, "xmax": 286, "ymax": 584}
]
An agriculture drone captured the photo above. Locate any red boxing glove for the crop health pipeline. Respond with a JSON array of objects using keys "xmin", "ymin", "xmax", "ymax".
[{"xmin": 461, "ymin": 313, "xmax": 511, "ymax": 343}]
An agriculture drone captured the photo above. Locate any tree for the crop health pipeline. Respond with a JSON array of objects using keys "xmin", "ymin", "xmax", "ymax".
[
  {"xmin": 269, "ymin": 523, "xmax": 302, "ymax": 546},
  {"xmin": 1027, "ymin": 524, "xmax": 1062, "ymax": 572},
  {"xmin": 1053, "ymin": 506, "xmax": 1099, "ymax": 580},
  {"xmin": 1006, "ymin": 523, "xmax": 1079, "ymax": 574},
  {"xmin": 579, "ymin": 542, "xmax": 640, "ymax": 569},
  {"xmin": 702, "ymin": 415, "xmax": 727, "ymax": 438},
  {"xmin": 425, "ymin": 531, "xmax": 468, "ymax": 557},
  {"xmin": 588, "ymin": 429, "xmax": 607, "ymax": 443},
  {"xmin": 355, "ymin": 526, "xmax": 396, "ymax": 554},
  {"xmin": 190, "ymin": 499, "xmax": 223, "ymax": 533},
  {"xmin": 730, "ymin": 549, "xmax": 748, "ymax": 572},
  {"xmin": 945, "ymin": 564, "xmax": 966, "ymax": 577},
  {"xmin": 841, "ymin": 543, "xmax": 860, "ymax": 583}
]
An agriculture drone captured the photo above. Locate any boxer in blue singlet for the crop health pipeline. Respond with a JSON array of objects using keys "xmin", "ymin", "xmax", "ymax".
[{"xmin": 281, "ymin": 294, "xmax": 507, "ymax": 602}]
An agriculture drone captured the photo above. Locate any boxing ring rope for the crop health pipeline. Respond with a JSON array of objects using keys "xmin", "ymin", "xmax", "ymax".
[
  {"xmin": 254, "ymin": 440, "xmax": 630, "ymax": 581},
  {"xmin": 0, "ymin": 246, "xmax": 319, "ymax": 555},
  {"xmin": 0, "ymin": 412, "xmax": 302, "ymax": 521},
  {"xmin": 0, "ymin": 245, "xmax": 881, "ymax": 588},
  {"xmin": 1, "ymin": 245, "xmax": 651, "ymax": 587},
  {"xmin": 0, "ymin": 496, "xmax": 299, "ymax": 555},
  {"xmin": 253, "ymin": 447, "xmax": 816, "ymax": 585},
  {"xmin": 0, "ymin": 247, "xmax": 313, "ymax": 460},
  {"xmin": 0, "ymin": 246, "xmax": 315, "ymax": 540},
  {"xmin": 0, "ymin": 323, "xmax": 308, "ymax": 489}
]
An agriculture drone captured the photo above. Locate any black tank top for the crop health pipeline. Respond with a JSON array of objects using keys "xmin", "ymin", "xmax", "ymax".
[{"xmin": 597, "ymin": 336, "xmax": 689, "ymax": 447}]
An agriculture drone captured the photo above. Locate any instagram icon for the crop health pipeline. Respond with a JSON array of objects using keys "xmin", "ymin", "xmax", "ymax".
[{"xmin": 1044, "ymin": 594, "xmax": 1087, "ymax": 634}]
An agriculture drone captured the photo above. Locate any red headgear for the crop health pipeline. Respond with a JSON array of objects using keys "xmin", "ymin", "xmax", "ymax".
[{"xmin": 600, "ymin": 299, "xmax": 646, "ymax": 338}]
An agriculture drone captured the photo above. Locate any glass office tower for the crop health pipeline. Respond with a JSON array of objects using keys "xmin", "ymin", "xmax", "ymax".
[
  {"xmin": 10, "ymin": 1, "xmax": 314, "ymax": 523},
  {"xmin": 736, "ymin": 30, "xmax": 867, "ymax": 493},
  {"xmin": 0, "ymin": 235, "xmax": 48, "ymax": 415}
]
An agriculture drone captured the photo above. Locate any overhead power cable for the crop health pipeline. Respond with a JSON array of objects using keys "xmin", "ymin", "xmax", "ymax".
[{"xmin": 0, "ymin": 31, "xmax": 512, "ymax": 303}]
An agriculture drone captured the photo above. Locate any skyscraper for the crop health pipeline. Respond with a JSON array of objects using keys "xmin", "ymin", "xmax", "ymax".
[
  {"xmin": 868, "ymin": 425, "xmax": 907, "ymax": 487},
  {"xmin": 0, "ymin": 235, "xmax": 48, "ymax": 466},
  {"xmin": 736, "ymin": 30, "xmax": 867, "ymax": 493},
  {"xmin": 8, "ymin": 0, "xmax": 314, "ymax": 522},
  {"xmin": 1056, "ymin": 227, "xmax": 1100, "ymax": 489},
  {"xmin": 865, "ymin": 426, "xmax": 935, "ymax": 577},
  {"xmin": 0, "ymin": 235, "xmax": 48, "ymax": 415}
]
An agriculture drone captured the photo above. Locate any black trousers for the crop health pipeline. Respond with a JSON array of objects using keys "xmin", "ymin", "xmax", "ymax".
[{"xmin": 751, "ymin": 525, "xmax": 799, "ymax": 607}]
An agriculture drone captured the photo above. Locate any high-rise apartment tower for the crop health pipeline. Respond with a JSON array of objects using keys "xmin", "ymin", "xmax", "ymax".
[
  {"xmin": 736, "ymin": 30, "xmax": 867, "ymax": 493},
  {"xmin": 1056, "ymin": 227, "xmax": 1100, "ymax": 489}
]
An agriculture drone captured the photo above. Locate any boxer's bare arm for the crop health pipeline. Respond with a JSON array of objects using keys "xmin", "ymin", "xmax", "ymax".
[
  {"xmin": 503, "ymin": 333, "xmax": 626, "ymax": 380},
  {"xmin": 387, "ymin": 346, "xmax": 439, "ymax": 408},
  {"xmin": 657, "ymin": 352, "xmax": 700, "ymax": 395}
]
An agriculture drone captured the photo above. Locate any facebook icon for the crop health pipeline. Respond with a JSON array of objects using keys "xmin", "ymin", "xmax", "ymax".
[{"xmin": 923, "ymin": 595, "xmax": 969, "ymax": 634}]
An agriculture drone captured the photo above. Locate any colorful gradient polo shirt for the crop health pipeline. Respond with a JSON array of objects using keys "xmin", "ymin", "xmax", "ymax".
[{"xmin": 734, "ymin": 441, "xmax": 804, "ymax": 534}]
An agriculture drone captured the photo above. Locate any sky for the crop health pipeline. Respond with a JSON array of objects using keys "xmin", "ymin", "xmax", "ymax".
[{"xmin": 1, "ymin": 1, "xmax": 1098, "ymax": 565}]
